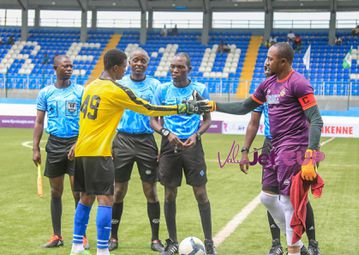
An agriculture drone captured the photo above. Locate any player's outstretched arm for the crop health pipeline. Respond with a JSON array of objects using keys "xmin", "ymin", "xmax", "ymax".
[
  {"xmin": 117, "ymin": 86, "xmax": 209, "ymax": 116},
  {"xmin": 215, "ymin": 96, "xmax": 261, "ymax": 115}
]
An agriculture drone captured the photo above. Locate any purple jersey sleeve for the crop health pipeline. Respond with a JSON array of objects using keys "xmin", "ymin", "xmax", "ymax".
[
  {"xmin": 292, "ymin": 76, "xmax": 314, "ymax": 98},
  {"xmin": 252, "ymin": 80, "xmax": 269, "ymax": 104}
]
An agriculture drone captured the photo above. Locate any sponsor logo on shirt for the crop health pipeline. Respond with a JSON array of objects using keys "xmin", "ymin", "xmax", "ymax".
[{"xmin": 266, "ymin": 94, "xmax": 280, "ymax": 104}]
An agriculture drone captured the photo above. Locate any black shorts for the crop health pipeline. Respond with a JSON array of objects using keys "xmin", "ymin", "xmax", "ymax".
[
  {"xmin": 158, "ymin": 138, "xmax": 207, "ymax": 187},
  {"xmin": 74, "ymin": 156, "xmax": 114, "ymax": 195},
  {"xmin": 44, "ymin": 135, "xmax": 77, "ymax": 178},
  {"xmin": 112, "ymin": 132, "xmax": 158, "ymax": 183}
]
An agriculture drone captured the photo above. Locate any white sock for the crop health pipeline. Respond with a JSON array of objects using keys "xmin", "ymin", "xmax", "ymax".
[
  {"xmin": 288, "ymin": 253, "xmax": 300, "ymax": 255},
  {"xmin": 279, "ymin": 195, "xmax": 303, "ymax": 247},
  {"xmin": 71, "ymin": 243, "xmax": 84, "ymax": 253},
  {"xmin": 260, "ymin": 191, "xmax": 286, "ymax": 231},
  {"xmin": 97, "ymin": 248, "xmax": 110, "ymax": 255}
]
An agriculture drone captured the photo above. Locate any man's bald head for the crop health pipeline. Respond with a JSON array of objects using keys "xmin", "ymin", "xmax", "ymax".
[
  {"xmin": 54, "ymin": 55, "xmax": 70, "ymax": 67},
  {"xmin": 129, "ymin": 48, "xmax": 149, "ymax": 62},
  {"xmin": 270, "ymin": 42, "xmax": 294, "ymax": 65}
]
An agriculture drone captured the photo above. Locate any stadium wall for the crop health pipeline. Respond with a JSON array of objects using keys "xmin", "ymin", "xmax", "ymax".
[{"xmin": 1, "ymin": 100, "xmax": 359, "ymax": 138}]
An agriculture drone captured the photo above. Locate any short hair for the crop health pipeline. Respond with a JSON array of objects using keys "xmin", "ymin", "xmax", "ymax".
[
  {"xmin": 104, "ymin": 49, "xmax": 127, "ymax": 71},
  {"xmin": 129, "ymin": 47, "xmax": 149, "ymax": 61},
  {"xmin": 54, "ymin": 55, "xmax": 70, "ymax": 66},
  {"xmin": 272, "ymin": 42, "xmax": 294, "ymax": 64},
  {"xmin": 174, "ymin": 52, "xmax": 191, "ymax": 68}
]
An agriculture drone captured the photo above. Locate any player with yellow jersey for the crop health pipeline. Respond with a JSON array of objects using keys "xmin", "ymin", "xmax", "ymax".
[{"xmin": 69, "ymin": 49, "xmax": 209, "ymax": 255}]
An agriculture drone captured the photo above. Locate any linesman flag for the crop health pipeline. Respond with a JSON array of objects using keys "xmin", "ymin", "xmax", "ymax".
[
  {"xmin": 343, "ymin": 47, "xmax": 352, "ymax": 69},
  {"xmin": 303, "ymin": 45, "xmax": 311, "ymax": 70},
  {"xmin": 37, "ymin": 164, "xmax": 43, "ymax": 197}
]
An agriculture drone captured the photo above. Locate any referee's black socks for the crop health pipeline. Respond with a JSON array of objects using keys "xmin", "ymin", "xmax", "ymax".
[
  {"xmin": 147, "ymin": 202, "xmax": 161, "ymax": 241},
  {"xmin": 164, "ymin": 201, "xmax": 177, "ymax": 242},
  {"xmin": 198, "ymin": 201, "xmax": 212, "ymax": 241},
  {"xmin": 111, "ymin": 202, "xmax": 124, "ymax": 240},
  {"xmin": 51, "ymin": 197, "xmax": 62, "ymax": 236}
]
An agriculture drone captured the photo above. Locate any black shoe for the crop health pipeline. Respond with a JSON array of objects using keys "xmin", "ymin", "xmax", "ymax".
[
  {"xmin": 301, "ymin": 244, "xmax": 309, "ymax": 255},
  {"xmin": 161, "ymin": 239, "xmax": 178, "ymax": 255},
  {"xmin": 42, "ymin": 235, "xmax": 64, "ymax": 248},
  {"xmin": 151, "ymin": 239, "xmax": 165, "ymax": 252},
  {"xmin": 108, "ymin": 238, "xmax": 118, "ymax": 251},
  {"xmin": 308, "ymin": 240, "xmax": 320, "ymax": 255},
  {"xmin": 204, "ymin": 239, "xmax": 217, "ymax": 255},
  {"xmin": 268, "ymin": 239, "xmax": 283, "ymax": 255}
]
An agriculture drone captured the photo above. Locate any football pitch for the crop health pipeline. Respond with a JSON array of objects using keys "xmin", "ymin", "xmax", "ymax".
[{"xmin": 0, "ymin": 128, "xmax": 358, "ymax": 255}]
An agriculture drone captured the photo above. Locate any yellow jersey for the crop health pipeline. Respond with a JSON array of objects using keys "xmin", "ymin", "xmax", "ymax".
[{"xmin": 75, "ymin": 78, "xmax": 178, "ymax": 157}]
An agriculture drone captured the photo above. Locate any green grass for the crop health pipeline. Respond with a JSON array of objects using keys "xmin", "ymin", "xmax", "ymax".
[{"xmin": 0, "ymin": 128, "xmax": 358, "ymax": 254}]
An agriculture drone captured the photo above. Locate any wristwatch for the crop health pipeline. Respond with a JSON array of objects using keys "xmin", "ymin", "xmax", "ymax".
[
  {"xmin": 160, "ymin": 128, "xmax": 171, "ymax": 137},
  {"xmin": 241, "ymin": 147, "xmax": 249, "ymax": 153}
]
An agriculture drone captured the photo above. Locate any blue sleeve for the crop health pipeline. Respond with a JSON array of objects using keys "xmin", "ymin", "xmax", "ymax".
[
  {"xmin": 79, "ymin": 85, "xmax": 84, "ymax": 100},
  {"xmin": 201, "ymin": 86, "xmax": 210, "ymax": 100},
  {"xmin": 253, "ymin": 104, "xmax": 264, "ymax": 113},
  {"xmin": 36, "ymin": 89, "xmax": 47, "ymax": 111},
  {"xmin": 152, "ymin": 86, "xmax": 163, "ymax": 105}
]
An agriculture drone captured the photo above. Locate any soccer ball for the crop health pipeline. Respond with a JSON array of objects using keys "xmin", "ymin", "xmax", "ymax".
[{"xmin": 179, "ymin": 236, "xmax": 206, "ymax": 255}]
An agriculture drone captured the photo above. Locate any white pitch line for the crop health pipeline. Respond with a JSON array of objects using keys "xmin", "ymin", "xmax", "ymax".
[
  {"xmin": 21, "ymin": 140, "xmax": 45, "ymax": 151},
  {"xmin": 213, "ymin": 194, "xmax": 261, "ymax": 246},
  {"xmin": 213, "ymin": 137, "xmax": 335, "ymax": 247},
  {"xmin": 319, "ymin": 136, "xmax": 335, "ymax": 146}
]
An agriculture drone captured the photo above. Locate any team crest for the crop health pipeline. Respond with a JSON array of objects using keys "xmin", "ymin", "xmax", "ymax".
[
  {"xmin": 67, "ymin": 102, "xmax": 77, "ymax": 113},
  {"xmin": 279, "ymin": 89, "xmax": 286, "ymax": 97}
]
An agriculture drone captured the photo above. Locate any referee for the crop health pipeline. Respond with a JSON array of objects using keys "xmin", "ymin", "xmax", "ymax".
[
  {"xmin": 150, "ymin": 53, "xmax": 216, "ymax": 255},
  {"xmin": 108, "ymin": 48, "xmax": 164, "ymax": 252},
  {"xmin": 32, "ymin": 55, "xmax": 88, "ymax": 249}
]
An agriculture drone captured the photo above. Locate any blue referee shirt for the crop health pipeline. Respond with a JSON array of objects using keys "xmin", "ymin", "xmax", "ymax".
[
  {"xmin": 116, "ymin": 75, "xmax": 161, "ymax": 134},
  {"xmin": 253, "ymin": 102, "xmax": 272, "ymax": 139},
  {"xmin": 36, "ymin": 82, "xmax": 83, "ymax": 138},
  {"xmin": 152, "ymin": 80, "xmax": 210, "ymax": 139}
]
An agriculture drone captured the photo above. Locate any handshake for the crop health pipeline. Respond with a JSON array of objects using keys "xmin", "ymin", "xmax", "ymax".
[{"xmin": 177, "ymin": 91, "xmax": 215, "ymax": 114}]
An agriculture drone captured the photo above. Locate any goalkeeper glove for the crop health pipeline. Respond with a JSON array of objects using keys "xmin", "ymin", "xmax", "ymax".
[
  {"xmin": 301, "ymin": 149, "xmax": 318, "ymax": 181},
  {"xmin": 177, "ymin": 90, "xmax": 214, "ymax": 114},
  {"xmin": 177, "ymin": 100, "xmax": 212, "ymax": 114},
  {"xmin": 193, "ymin": 90, "xmax": 216, "ymax": 112}
]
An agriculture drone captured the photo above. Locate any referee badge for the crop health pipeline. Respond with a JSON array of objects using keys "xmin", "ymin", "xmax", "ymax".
[{"xmin": 67, "ymin": 101, "xmax": 77, "ymax": 113}]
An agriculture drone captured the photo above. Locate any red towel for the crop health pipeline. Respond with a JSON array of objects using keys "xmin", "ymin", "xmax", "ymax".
[{"xmin": 290, "ymin": 172, "xmax": 324, "ymax": 244}]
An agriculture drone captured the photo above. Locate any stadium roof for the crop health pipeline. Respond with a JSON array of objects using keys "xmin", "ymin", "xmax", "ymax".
[{"xmin": 1, "ymin": 0, "xmax": 359, "ymax": 12}]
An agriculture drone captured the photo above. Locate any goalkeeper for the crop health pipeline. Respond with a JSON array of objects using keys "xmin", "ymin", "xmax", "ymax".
[
  {"xmin": 239, "ymin": 63, "xmax": 320, "ymax": 255},
  {"xmin": 206, "ymin": 43, "xmax": 323, "ymax": 255}
]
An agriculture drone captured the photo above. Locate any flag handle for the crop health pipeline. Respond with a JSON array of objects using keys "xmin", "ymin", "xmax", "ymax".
[{"xmin": 37, "ymin": 164, "xmax": 43, "ymax": 197}]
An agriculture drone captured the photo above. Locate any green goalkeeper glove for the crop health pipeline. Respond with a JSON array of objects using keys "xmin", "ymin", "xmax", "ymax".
[{"xmin": 177, "ymin": 91, "xmax": 212, "ymax": 114}]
